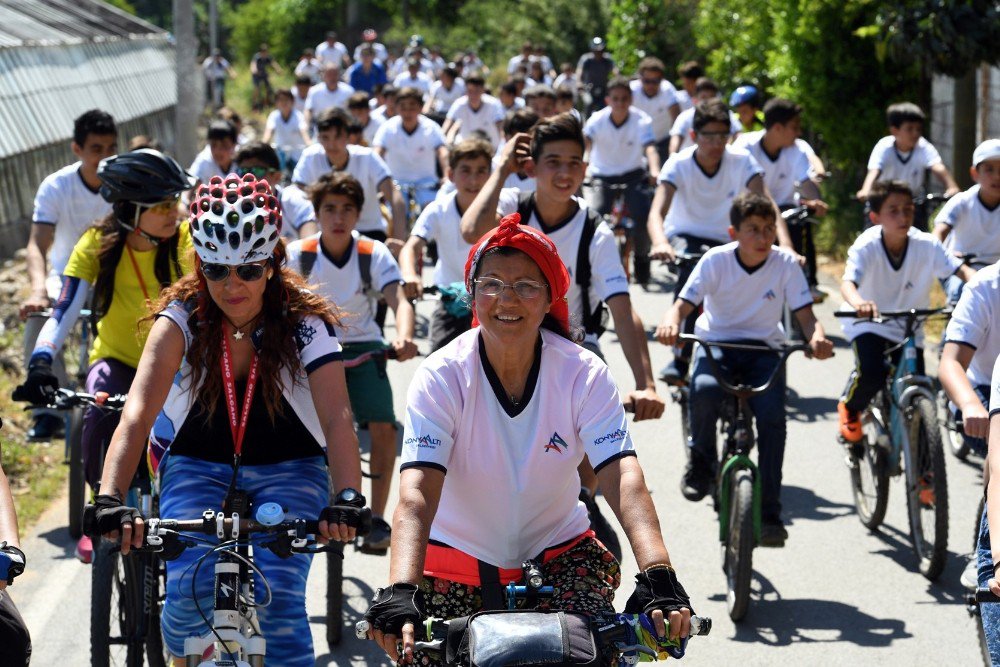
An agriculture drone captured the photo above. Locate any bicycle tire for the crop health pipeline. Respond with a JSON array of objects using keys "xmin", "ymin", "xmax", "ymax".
[
  {"xmin": 144, "ymin": 555, "xmax": 169, "ymax": 667},
  {"xmin": 67, "ymin": 406, "xmax": 86, "ymax": 539},
  {"xmin": 326, "ymin": 541, "xmax": 345, "ymax": 647},
  {"xmin": 938, "ymin": 390, "xmax": 971, "ymax": 460},
  {"xmin": 724, "ymin": 469, "xmax": 754, "ymax": 622},
  {"xmin": 905, "ymin": 396, "xmax": 949, "ymax": 581},
  {"xmin": 91, "ymin": 539, "xmax": 145, "ymax": 667},
  {"xmin": 850, "ymin": 421, "xmax": 889, "ymax": 530}
]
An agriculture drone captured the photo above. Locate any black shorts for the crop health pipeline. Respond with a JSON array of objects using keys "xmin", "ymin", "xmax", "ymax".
[{"xmin": 0, "ymin": 591, "xmax": 31, "ymax": 666}]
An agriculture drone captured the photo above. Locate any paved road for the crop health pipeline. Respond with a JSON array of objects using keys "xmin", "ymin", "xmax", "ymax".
[{"xmin": 15, "ymin": 264, "xmax": 987, "ymax": 666}]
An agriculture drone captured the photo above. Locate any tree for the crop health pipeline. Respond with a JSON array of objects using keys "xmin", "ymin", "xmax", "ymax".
[{"xmin": 607, "ymin": 0, "xmax": 699, "ymax": 76}]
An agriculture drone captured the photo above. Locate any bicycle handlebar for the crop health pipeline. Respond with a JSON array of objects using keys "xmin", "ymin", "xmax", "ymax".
[
  {"xmin": 342, "ymin": 348, "xmax": 400, "ymax": 369},
  {"xmin": 678, "ymin": 334, "xmax": 809, "ymax": 397},
  {"xmin": 16, "ymin": 387, "xmax": 126, "ymax": 411},
  {"xmin": 834, "ymin": 307, "xmax": 950, "ymax": 322}
]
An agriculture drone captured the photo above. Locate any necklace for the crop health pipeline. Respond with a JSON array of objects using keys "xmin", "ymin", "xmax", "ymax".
[
  {"xmin": 509, "ymin": 393, "xmax": 519, "ymax": 406},
  {"xmin": 223, "ymin": 314, "xmax": 259, "ymax": 341}
]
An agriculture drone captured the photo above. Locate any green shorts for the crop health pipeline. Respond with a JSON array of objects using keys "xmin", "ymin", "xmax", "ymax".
[{"xmin": 341, "ymin": 341, "xmax": 396, "ymax": 425}]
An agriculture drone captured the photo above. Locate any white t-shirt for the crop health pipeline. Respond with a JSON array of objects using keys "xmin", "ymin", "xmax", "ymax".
[
  {"xmin": 189, "ymin": 151, "xmax": 232, "ymax": 185},
  {"xmin": 291, "ymin": 144, "xmax": 391, "ymax": 234},
  {"xmin": 427, "ymin": 79, "xmax": 467, "ymax": 114},
  {"xmin": 265, "ymin": 109, "xmax": 308, "ymax": 153},
  {"xmin": 659, "ymin": 145, "xmax": 764, "ymax": 242},
  {"xmin": 277, "ymin": 184, "xmax": 315, "ymax": 239},
  {"xmin": 507, "ymin": 54, "xmax": 532, "ymax": 74},
  {"xmin": 315, "ymin": 40, "xmax": 348, "ymax": 65},
  {"xmin": 867, "ymin": 136, "xmax": 942, "ymax": 195},
  {"xmin": 293, "ymin": 88, "xmax": 308, "ymax": 113},
  {"xmin": 286, "ymin": 231, "xmax": 402, "ymax": 343},
  {"xmin": 393, "ymin": 71, "xmax": 433, "ymax": 94},
  {"xmin": 446, "ymin": 95, "xmax": 505, "ymax": 146},
  {"xmin": 935, "ymin": 185, "xmax": 1000, "ymax": 264},
  {"xmin": 553, "ymin": 73, "xmax": 577, "ymax": 93},
  {"xmin": 669, "ymin": 107, "xmax": 742, "ymax": 152},
  {"xmin": 989, "ymin": 354, "xmax": 1000, "ymax": 418},
  {"xmin": 944, "ymin": 262, "xmax": 1000, "ymax": 387},
  {"xmin": 32, "ymin": 162, "xmax": 113, "ymax": 290},
  {"xmin": 353, "ymin": 42, "xmax": 389, "ymax": 63},
  {"xmin": 372, "ymin": 115, "xmax": 445, "ymax": 182},
  {"xmin": 583, "ymin": 106, "xmax": 655, "ymax": 177},
  {"xmin": 357, "ymin": 115, "xmax": 383, "ymax": 147},
  {"xmin": 294, "ymin": 57, "xmax": 322, "ymax": 83},
  {"xmin": 732, "ymin": 130, "xmax": 813, "ymax": 206},
  {"xmin": 629, "ymin": 80, "xmax": 679, "ymax": 141},
  {"xmin": 840, "ymin": 226, "xmax": 962, "ymax": 344},
  {"xmin": 411, "ymin": 191, "xmax": 473, "ymax": 286},
  {"xmin": 401, "ymin": 328, "xmax": 635, "ymax": 568},
  {"xmin": 202, "ymin": 57, "xmax": 230, "ymax": 80},
  {"xmin": 680, "ymin": 243, "xmax": 812, "ymax": 346},
  {"xmin": 305, "ymin": 82, "xmax": 355, "ymax": 116},
  {"xmin": 497, "ymin": 189, "xmax": 629, "ymax": 346}
]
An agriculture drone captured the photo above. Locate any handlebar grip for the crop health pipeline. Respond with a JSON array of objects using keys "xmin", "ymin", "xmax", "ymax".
[
  {"xmin": 977, "ymin": 589, "xmax": 1000, "ymax": 603},
  {"xmin": 690, "ymin": 615, "xmax": 712, "ymax": 636}
]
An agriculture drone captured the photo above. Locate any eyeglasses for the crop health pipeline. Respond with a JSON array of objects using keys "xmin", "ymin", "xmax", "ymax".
[
  {"xmin": 640, "ymin": 78, "xmax": 661, "ymax": 86},
  {"xmin": 201, "ymin": 260, "xmax": 269, "ymax": 282},
  {"xmin": 697, "ymin": 131, "xmax": 730, "ymax": 143},
  {"xmin": 474, "ymin": 277, "xmax": 548, "ymax": 299},
  {"xmin": 141, "ymin": 196, "xmax": 181, "ymax": 214},
  {"xmin": 236, "ymin": 166, "xmax": 270, "ymax": 179}
]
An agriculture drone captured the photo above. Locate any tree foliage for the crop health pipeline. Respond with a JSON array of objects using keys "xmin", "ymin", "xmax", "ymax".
[{"xmin": 607, "ymin": 0, "xmax": 699, "ymax": 76}]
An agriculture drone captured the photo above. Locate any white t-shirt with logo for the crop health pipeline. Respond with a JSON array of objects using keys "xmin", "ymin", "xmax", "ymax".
[
  {"xmin": 840, "ymin": 226, "xmax": 962, "ymax": 344},
  {"xmin": 286, "ymin": 231, "xmax": 402, "ymax": 343},
  {"xmin": 393, "ymin": 71, "xmax": 433, "ymax": 94},
  {"xmin": 401, "ymin": 328, "xmax": 635, "ymax": 568},
  {"xmin": 411, "ymin": 191, "xmax": 473, "ymax": 286},
  {"xmin": 935, "ymin": 184, "xmax": 1000, "ymax": 264},
  {"xmin": 446, "ymin": 95, "xmax": 505, "ymax": 146},
  {"xmin": 265, "ymin": 109, "xmax": 308, "ymax": 154},
  {"xmin": 305, "ymin": 82, "xmax": 356, "ymax": 117},
  {"xmin": 315, "ymin": 40, "xmax": 348, "ymax": 65},
  {"xmin": 944, "ymin": 262, "xmax": 1000, "ymax": 387},
  {"xmin": 428, "ymin": 79, "xmax": 467, "ymax": 114},
  {"xmin": 189, "ymin": 151, "xmax": 232, "ymax": 185},
  {"xmin": 32, "ymin": 163, "xmax": 113, "ymax": 291},
  {"xmin": 583, "ymin": 106, "xmax": 655, "ymax": 177},
  {"xmin": 372, "ymin": 115, "xmax": 446, "ymax": 182},
  {"xmin": 669, "ymin": 107, "xmax": 742, "ymax": 152},
  {"xmin": 629, "ymin": 80, "xmax": 679, "ymax": 142},
  {"xmin": 291, "ymin": 144, "xmax": 391, "ymax": 235},
  {"xmin": 659, "ymin": 145, "xmax": 763, "ymax": 243},
  {"xmin": 732, "ymin": 130, "xmax": 813, "ymax": 207},
  {"xmin": 497, "ymin": 189, "xmax": 629, "ymax": 346},
  {"xmin": 867, "ymin": 135, "xmax": 942, "ymax": 195},
  {"xmin": 680, "ymin": 243, "xmax": 812, "ymax": 346}
]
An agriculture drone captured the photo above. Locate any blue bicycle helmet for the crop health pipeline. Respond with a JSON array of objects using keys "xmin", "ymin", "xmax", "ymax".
[{"xmin": 729, "ymin": 85, "xmax": 759, "ymax": 108}]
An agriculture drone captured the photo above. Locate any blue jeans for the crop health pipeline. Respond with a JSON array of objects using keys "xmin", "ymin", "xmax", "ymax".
[
  {"xmin": 943, "ymin": 274, "xmax": 966, "ymax": 306},
  {"xmin": 689, "ymin": 343, "xmax": 787, "ymax": 523},
  {"xmin": 949, "ymin": 383, "xmax": 990, "ymax": 456},
  {"xmin": 976, "ymin": 504, "xmax": 1000, "ymax": 663}
]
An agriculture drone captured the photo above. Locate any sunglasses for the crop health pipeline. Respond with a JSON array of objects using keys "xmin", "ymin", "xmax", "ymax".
[
  {"xmin": 201, "ymin": 260, "xmax": 270, "ymax": 282},
  {"xmin": 141, "ymin": 196, "xmax": 181, "ymax": 214},
  {"xmin": 236, "ymin": 166, "xmax": 271, "ymax": 179}
]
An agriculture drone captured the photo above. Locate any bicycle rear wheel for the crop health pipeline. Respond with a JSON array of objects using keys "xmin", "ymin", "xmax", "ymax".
[
  {"xmin": 91, "ymin": 539, "xmax": 145, "ymax": 667},
  {"xmin": 326, "ymin": 541, "xmax": 345, "ymax": 647},
  {"xmin": 67, "ymin": 406, "xmax": 86, "ymax": 539},
  {"xmin": 850, "ymin": 421, "xmax": 889, "ymax": 530},
  {"xmin": 724, "ymin": 468, "xmax": 754, "ymax": 621},
  {"xmin": 144, "ymin": 556, "xmax": 169, "ymax": 667},
  {"xmin": 905, "ymin": 396, "xmax": 949, "ymax": 580}
]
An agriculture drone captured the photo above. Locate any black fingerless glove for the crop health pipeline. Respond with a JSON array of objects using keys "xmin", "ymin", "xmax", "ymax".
[
  {"xmin": 623, "ymin": 566, "xmax": 695, "ymax": 617},
  {"xmin": 0, "ymin": 542, "xmax": 26, "ymax": 585},
  {"xmin": 363, "ymin": 582, "xmax": 425, "ymax": 635},
  {"xmin": 320, "ymin": 505, "xmax": 373, "ymax": 536},
  {"xmin": 85, "ymin": 494, "xmax": 141, "ymax": 538},
  {"xmin": 13, "ymin": 359, "xmax": 59, "ymax": 405}
]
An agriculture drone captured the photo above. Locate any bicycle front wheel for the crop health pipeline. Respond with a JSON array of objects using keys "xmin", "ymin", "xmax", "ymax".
[
  {"xmin": 326, "ymin": 541, "xmax": 345, "ymax": 647},
  {"xmin": 938, "ymin": 390, "xmax": 970, "ymax": 460},
  {"xmin": 905, "ymin": 396, "xmax": 949, "ymax": 580},
  {"xmin": 850, "ymin": 422, "xmax": 889, "ymax": 530},
  {"xmin": 724, "ymin": 468, "xmax": 754, "ymax": 621},
  {"xmin": 67, "ymin": 406, "xmax": 86, "ymax": 539},
  {"xmin": 91, "ymin": 539, "xmax": 145, "ymax": 667}
]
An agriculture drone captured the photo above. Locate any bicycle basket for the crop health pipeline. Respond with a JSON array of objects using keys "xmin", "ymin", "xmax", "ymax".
[{"xmin": 450, "ymin": 610, "xmax": 600, "ymax": 667}]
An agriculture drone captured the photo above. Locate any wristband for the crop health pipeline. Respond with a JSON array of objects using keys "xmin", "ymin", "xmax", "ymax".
[{"xmin": 0, "ymin": 542, "xmax": 26, "ymax": 584}]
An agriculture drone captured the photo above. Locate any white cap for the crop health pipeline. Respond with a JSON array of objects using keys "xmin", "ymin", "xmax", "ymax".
[{"xmin": 973, "ymin": 139, "xmax": 1000, "ymax": 166}]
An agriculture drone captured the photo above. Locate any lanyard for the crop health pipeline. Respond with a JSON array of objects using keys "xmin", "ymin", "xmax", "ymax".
[
  {"xmin": 220, "ymin": 323, "xmax": 259, "ymax": 457},
  {"xmin": 124, "ymin": 245, "xmax": 151, "ymax": 304}
]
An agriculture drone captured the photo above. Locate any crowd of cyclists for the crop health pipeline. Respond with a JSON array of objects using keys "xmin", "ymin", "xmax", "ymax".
[{"xmin": 0, "ymin": 24, "xmax": 999, "ymax": 666}]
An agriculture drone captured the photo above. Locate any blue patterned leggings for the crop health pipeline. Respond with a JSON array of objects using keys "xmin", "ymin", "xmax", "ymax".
[{"xmin": 158, "ymin": 455, "xmax": 329, "ymax": 666}]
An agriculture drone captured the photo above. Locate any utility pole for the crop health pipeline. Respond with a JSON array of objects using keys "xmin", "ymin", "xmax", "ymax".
[
  {"xmin": 174, "ymin": 0, "xmax": 199, "ymax": 166},
  {"xmin": 209, "ymin": 0, "xmax": 218, "ymax": 55}
]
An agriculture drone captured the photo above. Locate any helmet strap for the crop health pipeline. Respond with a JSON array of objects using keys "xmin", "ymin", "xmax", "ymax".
[{"xmin": 119, "ymin": 206, "xmax": 165, "ymax": 246}]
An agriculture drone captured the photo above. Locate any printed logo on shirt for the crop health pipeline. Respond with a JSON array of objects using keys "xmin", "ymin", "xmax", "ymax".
[
  {"xmin": 763, "ymin": 289, "xmax": 776, "ymax": 301},
  {"xmin": 904, "ymin": 281, "xmax": 914, "ymax": 290},
  {"xmin": 405, "ymin": 434, "xmax": 442, "ymax": 449},
  {"xmin": 607, "ymin": 275, "xmax": 628, "ymax": 284},
  {"xmin": 295, "ymin": 321, "xmax": 317, "ymax": 349},
  {"xmin": 544, "ymin": 431, "xmax": 568, "ymax": 453},
  {"xmin": 594, "ymin": 428, "xmax": 627, "ymax": 446}
]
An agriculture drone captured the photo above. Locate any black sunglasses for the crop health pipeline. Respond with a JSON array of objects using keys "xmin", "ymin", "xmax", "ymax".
[
  {"xmin": 235, "ymin": 166, "xmax": 270, "ymax": 179},
  {"xmin": 201, "ymin": 261, "xmax": 269, "ymax": 282}
]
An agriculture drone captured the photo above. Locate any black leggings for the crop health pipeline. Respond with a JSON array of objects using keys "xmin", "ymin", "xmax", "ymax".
[
  {"xmin": 841, "ymin": 333, "xmax": 925, "ymax": 413},
  {"xmin": 0, "ymin": 592, "xmax": 31, "ymax": 666}
]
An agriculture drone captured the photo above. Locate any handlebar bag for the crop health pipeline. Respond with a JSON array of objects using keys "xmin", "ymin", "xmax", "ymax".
[{"xmin": 451, "ymin": 609, "xmax": 600, "ymax": 667}]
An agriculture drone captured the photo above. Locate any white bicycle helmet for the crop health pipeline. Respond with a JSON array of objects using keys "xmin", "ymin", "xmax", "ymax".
[{"xmin": 189, "ymin": 174, "xmax": 282, "ymax": 264}]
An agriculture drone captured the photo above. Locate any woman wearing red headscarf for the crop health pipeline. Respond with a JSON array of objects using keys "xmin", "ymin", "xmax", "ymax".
[{"xmin": 362, "ymin": 214, "xmax": 695, "ymax": 665}]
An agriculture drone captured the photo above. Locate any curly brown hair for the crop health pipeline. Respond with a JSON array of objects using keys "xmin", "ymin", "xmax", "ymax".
[{"xmin": 149, "ymin": 241, "xmax": 340, "ymax": 421}]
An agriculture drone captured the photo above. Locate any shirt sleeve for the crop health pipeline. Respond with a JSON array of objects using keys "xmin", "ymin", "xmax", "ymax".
[
  {"xmin": 945, "ymin": 277, "xmax": 986, "ymax": 348},
  {"xmin": 934, "ymin": 191, "xmax": 963, "ymax": 228},
  {"xmin": 582, "ymin": 115, "xmax": 597, "ymax": 140},
  {"xmin": 400, "ymin": 361, "xmax": 459, "ymax": 473},
  {"xmin": 638, "ymin": 113, "xmax": 655, "ymax": 146},
  {"xmin": 867, "ymin": 138, "xmax": 888, "ymax": 171},
  {"xmin": 372, "ymin": 241, "xmax": 404, "ymax": 292},
  {"xmin": 921, "ymin": 138, "xmax": 942, "ymax": 168},
  {"xmin": 931, "ymin": 237, "xmax": 964, "ymax": 279},
  {"xmin": 782, "ymin": 253, "xmax": 813, "ymax": 311},
  {"xmin": 668, "ymin": 113, "xmax": 686, "ymax": 138},
  {"xmin": 990, "ymin": 354, "xmax": 1000, "ymax": 417},
  {"xmin": 496, "ymin": 188, "xmax": 520, "ymax": 216},
  {"xmin": 743, "ymin": 152, "xmax": 765, "ymax": 183},
  {"xmin": 62, "ymin": 228, "xmax": 101, "ymax": 283},
  {"xmin": 445, "ymin": 98, "xmax": 463, "ymax": 120},
  {"xmin": 578, "ymin": 360, "xmax": 635, "ymax": 473},
  {"xmin": 371, "ymin": 122, "xmax": 389, "ymax": 149},
  {"xmin": 296, "ymin": 314, "xmax": 343, "ymax": 374},
  {"xmin": 281, "ymin": 188, "xmax": 315, "ymax": 231},
  {"xmin": 657, "ymin": 153, "xmax": 681, "ymax": 186},
  {"xmin": 370, "ymin": 151, "xmax": 392, "ymax": 184},
  {"xmin": 32, "ymin": 173, "xmax": 60, "ymax": 224},
  {"xmin": 678, "ymin": 253, "xmax": 712, "ymax": 305},
  {"xmin": 589, "ymin": 223, "xmax": 630, "ymax": 300},
  {"xmin": 791, "ymin": 146, "xmax": 813, "ymax": 184},
  {"xmin": 411, "ymin": 202, "xmax": 437, "ymax": 241},
  {"xmin": 265, "ymin": 111, "xmax": 278, "ymax": 131},
  {"xmin": 430, "ymin": 122, "xmax": 447, "ymax": 148},
  {"xmin": 843, "ymin": 239, "xmax": 865, "ymax": 285}
]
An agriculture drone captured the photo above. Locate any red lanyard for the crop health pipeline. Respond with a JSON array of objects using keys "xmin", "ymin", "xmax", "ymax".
[
  {"xmin": 124, "ymin": 245, "xmax": 151, "ymax": 304},
  {"xmin": 220, "ymin": 323, "xmax": 259, "ymax": 456}
]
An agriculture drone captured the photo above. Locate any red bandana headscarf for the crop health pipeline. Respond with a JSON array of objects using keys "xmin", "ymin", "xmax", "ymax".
[{"xmin": 464, "ymin": 213, "xmax": 570, "ymax": 332}]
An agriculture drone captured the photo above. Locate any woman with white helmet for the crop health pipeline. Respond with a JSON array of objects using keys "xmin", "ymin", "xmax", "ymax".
[{"xmin": 90, "ymin": 173, "xmax": 366, "ymax": 666}]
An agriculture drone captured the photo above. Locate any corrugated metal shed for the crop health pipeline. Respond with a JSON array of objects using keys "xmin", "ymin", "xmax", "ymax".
[{"xmin": 0, "ymin": 0, "xmax": 178, "ymax": 251}]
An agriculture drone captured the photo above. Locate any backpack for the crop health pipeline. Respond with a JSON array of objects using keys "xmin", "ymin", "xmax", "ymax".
[
  {"xmin": 516, "ymin": 192, "xmax": 607, "ymax": 336},
  {"xmin": 298, "ymin": 234, "xmax": 382, "ymax": 302}
]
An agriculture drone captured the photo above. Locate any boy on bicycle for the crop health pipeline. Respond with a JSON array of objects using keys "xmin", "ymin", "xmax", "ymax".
[
  {"xmin": 287, "ymin": 173, "xmax": 418, "ymax": 553},
  {"xmin": 655, "ymin": 192, "xmax": 833, "ymax": 546},
  {"xmin": 837, "ymin": 180, "xmax": 976, "ymax": 444}
]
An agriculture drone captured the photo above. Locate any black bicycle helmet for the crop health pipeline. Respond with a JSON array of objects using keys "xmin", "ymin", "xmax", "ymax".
[{"xmin": 97, "ymin": 149, "xmax": 197, "ymax": 205}]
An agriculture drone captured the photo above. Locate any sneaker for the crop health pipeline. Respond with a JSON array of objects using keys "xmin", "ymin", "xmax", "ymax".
[
  {"xmin": 759, "ymin": 520, "xmax": 788, "ymax": 548},
  {"xmin": 357, "ymin": 517, "xmax": 391, "ymax": 555},
  {"xmin": 75, "ymin": 534, "xmax": 93, "ymax": 564},
  {"xmin": 580, "ymin": 488, "xmax": 623, "ymax": 562},
  {"xmin": 28, "ymin": 414, "xmax": 63, "ymax": 442},
  {"xmin": 659, "ymin": 358, "xmax": 689, "ymax": 387},
  {"xmin": 838, "ymin": 401, "xmax": 863, "ymax": 443},
  {"xmin": 680, "ymin": 465, "xmax": 712, "ymax": 502}
]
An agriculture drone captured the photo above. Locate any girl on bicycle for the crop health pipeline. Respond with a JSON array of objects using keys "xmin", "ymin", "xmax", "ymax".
[
  {"xmin": 15, "ymin": 149, "xmax": 196, "ymax": 562},
  {"xmin": 91, "ymin": 173, "xmax": 365, "ymax": 666},
  {"xmin": 363, "ymin": 214, "xmax": 695, "ymax": 665}
]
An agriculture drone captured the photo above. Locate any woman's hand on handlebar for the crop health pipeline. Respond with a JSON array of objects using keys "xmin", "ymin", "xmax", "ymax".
[
  {"xmin": 392, "ymin": 337, "xmax": 419, "ymax": 362},
  {"xmin": 90, "ymin": 494, "xmax": 144, "ymax": 555}
]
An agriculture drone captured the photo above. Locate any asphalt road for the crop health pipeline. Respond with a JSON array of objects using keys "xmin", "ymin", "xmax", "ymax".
[{"xmin": 14, "ymin": 263, "xmax": 988, "ymax": 666}]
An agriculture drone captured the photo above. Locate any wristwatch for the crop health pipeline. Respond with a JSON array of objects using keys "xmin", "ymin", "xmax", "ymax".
[{"xmin": 334, "ymin": 488, "xmax": 366, "ymax": 508}]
